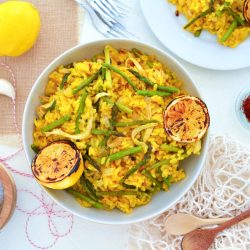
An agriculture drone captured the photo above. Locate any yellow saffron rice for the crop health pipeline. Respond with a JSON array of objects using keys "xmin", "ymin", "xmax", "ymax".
[{"xmin": 33, "ymin": 46, "xmax": 202, "ymax": 213}]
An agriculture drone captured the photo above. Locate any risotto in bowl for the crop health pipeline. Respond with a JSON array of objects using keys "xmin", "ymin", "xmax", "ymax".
[{"xmin": 23, "ymin": 39, "xmax": 209, "ymax": 224}]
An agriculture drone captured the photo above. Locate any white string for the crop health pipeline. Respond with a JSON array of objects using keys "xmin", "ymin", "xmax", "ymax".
[{"xmin": 128, "ymin": 135, "xmax": 250, "ymax": 250}]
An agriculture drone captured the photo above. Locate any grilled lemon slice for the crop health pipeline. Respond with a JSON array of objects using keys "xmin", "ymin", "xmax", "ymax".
[
  {"xmin": 31, "ymin": 141, "xmax": 84, "ymax": 189},
  {"xmin": 164, "ymin": 96, "xmax": 210, "ymax": 143},
  {"xmin": 244, "ymin": 0, "xmax": 250, "ymax": 25}
]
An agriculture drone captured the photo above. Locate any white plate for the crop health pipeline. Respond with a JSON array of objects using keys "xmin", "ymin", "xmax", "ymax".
[{"xmin": 140, "ymin": 0, "xmax": 250, "ymax": 70}]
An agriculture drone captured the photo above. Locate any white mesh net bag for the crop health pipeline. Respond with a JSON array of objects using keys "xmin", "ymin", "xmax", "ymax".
[{"xmin": 128, "ymin": 135, "xmax": 250, "ymax": 250}]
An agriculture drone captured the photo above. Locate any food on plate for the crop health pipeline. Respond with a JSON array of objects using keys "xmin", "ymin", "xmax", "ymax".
[
  {"xmin": 0, "ymin": 1, "xmax": 40, "ymax": 56},
  {"xmin": 32, "ymin": 45, "xmax": 209, "ymax": 213},
  {"xmin": 169, "ymin": 0, "xmax": 250, "ymax": 48},
  {"xmin": 31, "ymin": 141, "xmax": 84, "ymax": 189},
  {"xmin": 164, "ymin": 96, "xmax": 210, "ymax": 143}
]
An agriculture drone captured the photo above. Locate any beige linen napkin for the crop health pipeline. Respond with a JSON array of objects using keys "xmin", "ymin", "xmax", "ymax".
[{"xmin": 0, "ymin": 0, "xmax": 79, "ymax": 134}]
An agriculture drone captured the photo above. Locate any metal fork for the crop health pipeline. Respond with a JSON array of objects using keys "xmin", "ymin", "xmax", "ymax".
[{"xmin": 75, "ymin": 0, "xmax": 133, "ymax": 38}]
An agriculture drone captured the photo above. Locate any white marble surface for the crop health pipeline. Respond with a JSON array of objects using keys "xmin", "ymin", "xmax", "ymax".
[{"xmin": 1, "ymin": 0, "xmax": 250, "ymax": 249}]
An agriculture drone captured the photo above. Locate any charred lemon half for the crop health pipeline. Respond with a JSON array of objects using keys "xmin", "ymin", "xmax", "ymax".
[
  {"xmin": 244, "ymin": 0, "xmax": 250, "ymax": 25},
  {"xmin": 31, "ymin": 141, "xmax": 84, "ymax": 189},
  {"xmin": 164, "ymin": 96, "xmax": 210, "ymax": 143}
]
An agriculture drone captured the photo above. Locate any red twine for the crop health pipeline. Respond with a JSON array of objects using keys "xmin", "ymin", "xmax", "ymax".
[{"xmin": 0, "ymin": 62, "xmax": 74, "ymax": 249}]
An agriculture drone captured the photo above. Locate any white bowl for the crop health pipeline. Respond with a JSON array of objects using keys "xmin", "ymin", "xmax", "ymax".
[{"xmin": 22, "ymin": 38, "xmax": 209, "ymax": 224}]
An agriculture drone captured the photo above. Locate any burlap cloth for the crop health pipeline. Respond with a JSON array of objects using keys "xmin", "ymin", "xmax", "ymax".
[{"xmin": 0, "ymin": 0, "xmax": 79, "ymax": 134}]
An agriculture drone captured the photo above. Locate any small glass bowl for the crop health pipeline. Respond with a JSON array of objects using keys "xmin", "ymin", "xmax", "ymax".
[{"xmin": 235, "ymin": 86, "xmax": 250, "ymax": 132}]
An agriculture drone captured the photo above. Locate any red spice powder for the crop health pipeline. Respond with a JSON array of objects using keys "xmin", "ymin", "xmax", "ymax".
[{"xmin": 242, "ymin": 95, "xmax": 250, "ymax": 122}]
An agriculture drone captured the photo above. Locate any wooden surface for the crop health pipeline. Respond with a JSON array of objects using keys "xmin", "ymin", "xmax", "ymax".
[{"xmin": 0, "ymin": 163, "xmax": 16, "ymax": 230}]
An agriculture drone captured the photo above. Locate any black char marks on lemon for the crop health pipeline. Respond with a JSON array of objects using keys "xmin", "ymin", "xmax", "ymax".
[
  {"xmin": 163, "ymin": 96, "xmax": 210, "ymax": 143},
  {"xmin": 31, "ymin": 140, "xmax": 82, "ymax": 184}
]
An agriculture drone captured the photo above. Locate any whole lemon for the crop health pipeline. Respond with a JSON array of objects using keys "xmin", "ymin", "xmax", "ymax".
[{"xmin": 0, "ymin": 1, "xmax": 40, "ymax": 57}]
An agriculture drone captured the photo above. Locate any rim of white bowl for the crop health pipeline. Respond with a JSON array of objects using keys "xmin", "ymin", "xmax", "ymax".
[{"xmin": 22, "ymin": 38, "xmax": 209, "ymax": 224}]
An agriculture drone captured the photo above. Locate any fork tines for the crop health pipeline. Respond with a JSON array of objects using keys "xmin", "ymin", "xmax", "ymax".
[{"xmin": 76, "ymin": 0, "xmax": 133, "ymax": 38}]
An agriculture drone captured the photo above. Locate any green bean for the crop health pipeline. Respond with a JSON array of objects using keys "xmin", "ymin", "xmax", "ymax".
[
  {"xmin": 83, "ymin": 154, "xmax": 101, "ymax": 171},
  {"xmin": 115, "ymin": 102, "xmax": 133, "ymax": 114},
  {"xmin": 220, "ymin": 19, "xmax": 237, "ymax": 43},
  {"xmin": 102, "ymin": 63, "xmax": 137, "ymax": 91},
  {"xmin": 72, "ymin": 68, "xmax": 102, "ymax": 94},
  {"xmin": 104, "ymin": 46, "xmax": 112, "ymax": 88},
  {"xmin": 103, "ymin": 97, "xmax": 113, "ymax": 105},
  {"xmin": 131, "ymin": 48, "xmax": 143, "ymax": 58},
  {"xmin": 59, "ymin": 73, "xmax": 70, "ymax": 90},
  {"xmin": 101, "ymin": 67, "xmax": 106, "ymax": 80},
  {"xmin": 161, "ymin": 144, "xmax": 181, "ymax": 152},
  {"xmin": 216, "ymin": 1, "xmax": 230, "ymax": 17},
  {"xmin": 184, "ymin": 9, "xmax": 212, "ymax": 29},
  {"xmin": 120, "ymin": 143, "xmax": 152, "ymax": 188},
  {"xmin": 80, "ymin": 176, "xmax": 98, "ymax": 201},
  {"xmin": 75, "ymin": 90, "xmax": 88, "ymax": 134},
  {"xmin": 194, "ymin": 29, "xmax": 202, "ymax": 37},
  {"xmin": 96, "ymin": 191, "xmax": 141, "ymax": 196},
  {"xmin": 103, "ymin": 98, "xmax": 133, "ymax": 114},
  {"xmin": 99, "ymin": 137, "xmax": 109, "ymax": 148},
  {"xmin": 147, "ymin": 159, "xmax": 169, "ymax": 170},
  {"xmin": 159, "ymin": 85, "xmax": 180, "ymax": 93},
  {"xmin": 209, "ymin": 0, "xmax": 214, "ymax": 9},
  {"xmin": 184, "ymin": 0, "xmax": 214, "ymax": 30},
  {"xmin": 215, "ymin": 9, "xmax": 222, "ymax": 17},
  {"xmin": 114, "ymin": 119, "xmax": 158, "ymax": 127},
  {"xmin": 128, "ymin": 69, "xmax": 179, "ymax": 93},
  {"xmin": 110, "ymin": 104, "xmax": 119, "ymax": 128},
  {"xmin": 137, "ymin": 90, "xmax": 172, "ymax": 97},
  {"xmin": 114, "ymin": 120, "xmax": 159, "ymax": 127},
  {"xmin": 142, "ymin": 169, "xmax": 161, "ymax": 188},
  {"xmin": 108, "ymin": 146, "xmax": 142, "ymax": 162},
  {"xmin": 91, "ymin": 129, "xmax": 125, "ymax": 137},
  {"xmin": 41, "ymin": 114, "xmax": 71, "ymax": 132},
  {"xmin": 80, "ymin": 174, "xmax": 98, "ymax": 201},
  {"xmin": 92, "ymin": 129, "xmax": 110, "ymax": 135},
  {"xmin": 226, "ymin": 8, "xmax": 245, "ymax": 26},
  {"xmin": 163, "ymin": 175, "xmax": 173, "ymax": 188},
  {"xmin": 31, "ymin": 144, "xmax": 39, "ymax": 154},
  {"xmin": 66, "ymin": 188, "xmax": 104, "ymax": 209},
  {"xmin": 86, "ymin": 180, "xmax": 99, "ymax": 199}
]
